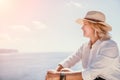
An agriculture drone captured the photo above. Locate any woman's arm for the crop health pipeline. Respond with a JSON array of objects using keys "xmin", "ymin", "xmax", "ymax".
[{"xmin": 57, "ymin": 45, "xmax": 84, "ymax": 70}]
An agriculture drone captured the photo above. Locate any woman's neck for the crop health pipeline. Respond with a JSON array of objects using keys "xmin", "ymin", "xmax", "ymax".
[{"xmin": 90, "ymin": 37, "xmax": 99, "ymax": 48}]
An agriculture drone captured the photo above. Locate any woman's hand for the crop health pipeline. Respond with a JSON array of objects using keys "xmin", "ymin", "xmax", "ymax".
[{"xmin": 56, "ymin": 64, "xmax": 64, "ymax": 71}]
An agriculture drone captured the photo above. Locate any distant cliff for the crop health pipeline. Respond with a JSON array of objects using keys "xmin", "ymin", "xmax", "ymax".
[{"xmin": 0, "ymin": 49, "xmax": 18, "ymax": 53}]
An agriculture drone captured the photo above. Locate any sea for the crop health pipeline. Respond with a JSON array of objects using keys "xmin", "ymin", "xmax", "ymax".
[{"xmin": 0, "ymin": 52, "xmax": 82, "ymax": 80}]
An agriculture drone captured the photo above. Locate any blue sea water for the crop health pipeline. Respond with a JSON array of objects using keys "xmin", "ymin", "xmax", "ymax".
[{"xmin": 0, "ymin": 52, "xmax": 82, "ymax": 80}]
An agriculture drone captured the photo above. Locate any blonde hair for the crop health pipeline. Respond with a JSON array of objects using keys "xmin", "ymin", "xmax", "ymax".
[{"xmin": 88, "ymin": 21, "xmax": 112, "ymax": 40}]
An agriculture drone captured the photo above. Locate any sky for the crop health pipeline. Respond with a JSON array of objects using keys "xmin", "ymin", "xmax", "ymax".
[{"xmin": 0, "ymin": 0, "xmax": 120, "ymax": 53}]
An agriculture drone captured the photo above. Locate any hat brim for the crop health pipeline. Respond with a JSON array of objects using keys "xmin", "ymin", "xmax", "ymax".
[{"xmin": 76, "ymin": 18, "xmax": 112, "ymax": 31}]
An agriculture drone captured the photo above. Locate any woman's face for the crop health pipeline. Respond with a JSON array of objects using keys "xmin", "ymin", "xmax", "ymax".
[{"xmin": 81, "ymin": 21, "xmax": 95, "ymax": 38}]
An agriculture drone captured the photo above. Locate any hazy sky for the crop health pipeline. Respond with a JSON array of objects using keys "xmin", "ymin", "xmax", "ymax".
[{"xmin": 0, "ymin": 0, "xmax": 120, "ymax": 52}]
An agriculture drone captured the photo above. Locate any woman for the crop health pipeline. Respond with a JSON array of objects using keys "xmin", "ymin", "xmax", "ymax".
[{"xmin": 47, "ymin": 11, "xmax": 120, "ymax": 80}]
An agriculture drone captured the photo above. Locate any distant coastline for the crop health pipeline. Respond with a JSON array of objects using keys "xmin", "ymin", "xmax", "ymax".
[{"xmin": 0, "ymin": 49, "xmax": 18, "ymax": 53}]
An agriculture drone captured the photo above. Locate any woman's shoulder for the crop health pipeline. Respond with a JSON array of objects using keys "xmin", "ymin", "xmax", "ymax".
[
  {"xmin": 99, "ymin": 39, "xmax": 119, "ymax": 58},
  {"xmin": 100, "ymin": 39, "xmax": 118, "ymax": 47}
]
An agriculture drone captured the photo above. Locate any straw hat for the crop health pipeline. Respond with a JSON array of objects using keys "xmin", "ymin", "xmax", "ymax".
[{"xmin": 76, "ymin": 11, "xmax": 112, "ymax": 31}]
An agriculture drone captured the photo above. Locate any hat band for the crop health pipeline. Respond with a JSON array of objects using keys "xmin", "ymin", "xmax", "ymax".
[{"xmin": 84, "ymin": 18, "xmax": 104, "ymax": 22}]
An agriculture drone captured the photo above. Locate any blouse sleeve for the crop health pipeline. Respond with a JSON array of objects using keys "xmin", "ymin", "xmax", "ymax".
[
  {"xmin": 82, "ymin": 41, "xmax": 119, "ymax": 80},
  {"xmin": 59, "ymin": 44, "xmax": 84, "ymax": 68}
]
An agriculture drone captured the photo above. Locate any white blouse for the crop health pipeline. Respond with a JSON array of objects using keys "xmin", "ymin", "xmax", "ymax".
[{"xmin": 60, "ymin": 39, "xmax": 120, "ymax": 80}]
